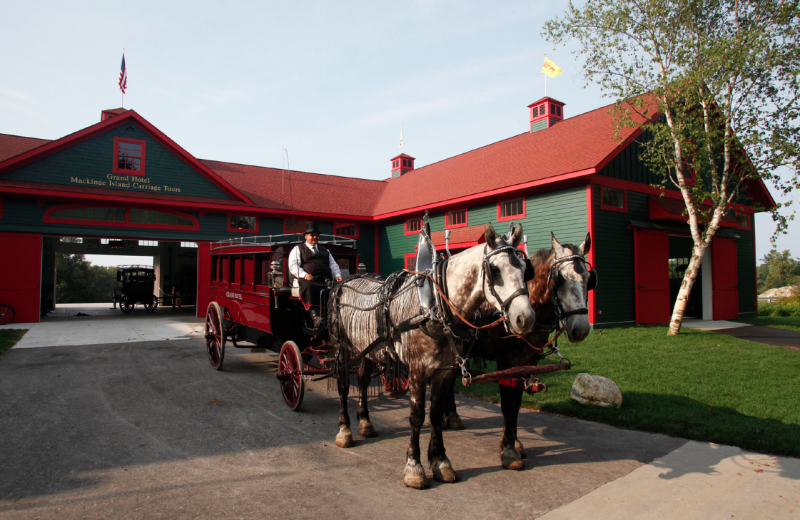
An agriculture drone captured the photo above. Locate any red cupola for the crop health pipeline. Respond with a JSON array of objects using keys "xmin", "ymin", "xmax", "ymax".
[
  {"xmin": 391, "ymin": 153, "xmax": 415, "ymax": 178},
  {"xmin": 528, "ymin": 97, "xmax": 565, "ymax": 133}
]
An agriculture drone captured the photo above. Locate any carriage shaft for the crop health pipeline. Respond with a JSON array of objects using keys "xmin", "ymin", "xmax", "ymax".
[{"xmin": 467, "ymin": 363, "xmax": 570, "ymax": 385}]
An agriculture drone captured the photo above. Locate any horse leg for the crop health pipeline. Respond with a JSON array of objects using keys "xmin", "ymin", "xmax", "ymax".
[
  {"xmin": 357, "ymin": 358, "xmax": 377, "ymax": 438},
  {"xmin": 498, "ymin": 383, "xmax": 524, "ymax": 470},
  {"xmin": 428, "ymin": 369, "xmax": 458, "ymax": 483},
  {"xmin": 403, "ymin": 368, "xmax": 430, "ymax": 489},
  {"xmin": 442, "ymin": 380, "xmax": 465, "ymax": 430},
  {"xmin": 335, "ymin": 348, "xmax": 354, "ymax": 448}
]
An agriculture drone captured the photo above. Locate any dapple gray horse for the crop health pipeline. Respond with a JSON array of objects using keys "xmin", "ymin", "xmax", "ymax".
[{"xmin": 328, "ymin": 223, "xmax": 536, "ymax": 488}]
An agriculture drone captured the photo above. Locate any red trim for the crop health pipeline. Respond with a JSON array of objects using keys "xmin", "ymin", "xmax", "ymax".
[
  {"xmin": 497, "ymin": 197, "xmax": 526, "ymax": 222},
  {"xmin": 445, "ymin": 208, "xmax": 468, "ymax": 229},
  {"xmin": 404, "ymin": 216, "xmax": 422, "ymax": 235},
  {"xmin": 0, "ymin": 110, "xmax": 253, "ymax": 204},
  {"xmin": 373, "ymin": 168, "xmax": 596, "ymax": 221},
  {"xmin": 753, "ymin": 222, "xmax": 758, "ymax": 310},
  {"xmin": 112, "ymin": 136, "xmax": 147, "ymax": 176},
  {"xmin": 374, "ymin": 226, "xmax": 379, "ymax": 275},
  {"xmin": 227, "ymin": 214, "xmax": 259, "ymax": 233},
  {"xmin": 404, "ymin": 253, "xmax": 416, "ymax": 271},
  {"xmin": 43, "ymin": 203, "xmax": 199, "ymax": 231},
  {"xmin": 333, "ymin": 222, "xmax": 359, "ymax": 239},
  {"xmin": 586, "ymin": 183, "xmax": 597, "ymax": 325},
  {"xmin": 599, "ymin": 186, "xmax": 627, "ymax": 213},
  {"xmin": 633, "ymin": 229, "xmax": 641, "ymax": 324},
  {"xmin": 283, "ymin": 218, "xmax": 308, "ymax": 234}
]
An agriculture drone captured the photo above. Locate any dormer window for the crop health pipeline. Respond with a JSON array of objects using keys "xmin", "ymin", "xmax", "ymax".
[
  {"xmin": 112, "ymin": 137, "xmax": 146, "ymax": 176},
  {"xmin": 446, "ymin": 208, "xmax": 468, "ymax": 229}
]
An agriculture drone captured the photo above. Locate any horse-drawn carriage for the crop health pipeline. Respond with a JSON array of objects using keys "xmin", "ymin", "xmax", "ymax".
[
  {"xmin": 113, "ymin": 265, "xmax": 159, "ymax": 313},
  {"xmin": 203, "ymin": 234, "xmax": 408, "ymax": 410}
]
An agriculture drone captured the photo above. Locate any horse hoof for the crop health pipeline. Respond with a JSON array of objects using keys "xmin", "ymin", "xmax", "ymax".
[
  {"xmin": 501, "ymin": 447, "xmax": 524, "ymax": 470},
  {"xmin": 335, "ymin": 427, "xmax": 354, "ymax": 448},
  {"xmin": 358, "ymin": 419, "xmax": 377, "ymax": 438},
  {"xmin": 515, "ymin": 439, "xmax": 527, "ymax": 459},
  {"xmin": 446, "ymin": 413, "xmax": 465, "ymax": 430},
  {"xmin": 403, "ymin": 463, "xmax": 430, "ymax": 489},
  {"xmin": 431, "ymin": 457, "xmax": 458, "ymax": 483}
]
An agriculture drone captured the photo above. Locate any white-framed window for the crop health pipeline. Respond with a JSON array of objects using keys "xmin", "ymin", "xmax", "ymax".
[
  {"xmin": 181, "ymin": 242, "xmax": 198, "ymax": 248},
  {"xmin": 139, "ymin": 240, "xmax": 158, "ymax": 247}
]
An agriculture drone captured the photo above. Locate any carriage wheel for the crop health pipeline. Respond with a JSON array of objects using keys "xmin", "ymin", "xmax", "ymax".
[
  {"xmin": 205, "ymin": 302, "xmax": 226, "ymax": 370},
  {"xmin": 381, "ymin": 366, "xmax": 410, "ymax": 398},
  {"xmin": 144, "ymin": 295, "xmax": 159, "ymax": 312},
  {"xmin": 0, "ymin": 305, "xmax": 14, "ymax": 325},
  {"xmin": 278, "ymin": 341, "xmax": 305, "ymax": 411},
  {"xmin": 120, "ymin": 297, "xmax": 134, "ymax": 314}
]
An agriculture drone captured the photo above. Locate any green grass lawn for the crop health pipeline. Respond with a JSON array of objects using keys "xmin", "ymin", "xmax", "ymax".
[
  {"xmin": 456, "ymin": 325, "xmax": 800, "ymax": 458},
  {"xmin": 736, "ymin": 316, "xmax": 800, "ymax": 332},
  {"xmin": 0, "ymin": 329, "xmax": 26, "ymax": 358}
]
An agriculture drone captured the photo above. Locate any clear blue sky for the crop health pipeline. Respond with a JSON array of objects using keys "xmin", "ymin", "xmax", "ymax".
[{"xmin": 1, "ymin": 0, "xmax": 795, "ymax": 265}]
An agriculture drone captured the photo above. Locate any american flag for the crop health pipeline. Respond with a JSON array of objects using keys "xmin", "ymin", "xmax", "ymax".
[{"xmin": 119, "ymin": 54, "xmax": 127, "ymax": 94}]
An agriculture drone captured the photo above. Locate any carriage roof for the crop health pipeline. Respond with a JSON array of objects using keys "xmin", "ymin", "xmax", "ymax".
[{"xmin": 209, "ymin": 234, "xmax": 358, "ymax": 254}]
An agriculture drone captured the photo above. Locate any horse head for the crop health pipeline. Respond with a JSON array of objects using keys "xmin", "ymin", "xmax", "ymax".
[
  {"xmin": 483, "ymin": 223, "xmax": 536, "ymax": 336},
  {"xmin": 549, "ymin": 232, "xmax": 595, "ymax": 342}
]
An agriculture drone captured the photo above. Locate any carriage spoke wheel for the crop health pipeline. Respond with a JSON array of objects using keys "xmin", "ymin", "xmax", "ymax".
[
  {"xmin": 144, "ymin": 295, "xmax": 159, "ymax": 312},
  {"xmin": 119, "ymin": 296, "xmax": 134, "ymax": 314},
  {"xmin": 278, "ymin": 341, "xmax": 305, "ymax": 411},
  {"xmin": 205, "ymin": 302, "xmax": 226, "ymax": 370},
  {"xmin": 0, "ymin": 305, "xmax": 15, "ymax": 325},
  {"xmin": 381, "ymin": 365, "xmax": 410, "ymax": 398}
]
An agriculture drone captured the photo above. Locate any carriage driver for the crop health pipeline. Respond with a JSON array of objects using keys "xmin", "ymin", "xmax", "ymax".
[{"xmin": 288, "ymin": 221, "xmax": 342, "ymax": 325}]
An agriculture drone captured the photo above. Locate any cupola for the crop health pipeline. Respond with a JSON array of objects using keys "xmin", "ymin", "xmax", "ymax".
[
  {"xmin": 101, "ymin": 108, "xmax": 128, "ymax": 122},
  {"xmin": 391, "ymin": 153, "xmax": 415, "ymax": 178},
  {"xmin": 527, "ymin": 97, "xmax": 565, "ymax": 133}
]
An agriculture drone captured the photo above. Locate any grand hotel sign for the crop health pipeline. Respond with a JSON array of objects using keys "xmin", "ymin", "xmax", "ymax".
[{"xmin": 70, "ymin": 174, "xmax": 182, "ymax": 194}]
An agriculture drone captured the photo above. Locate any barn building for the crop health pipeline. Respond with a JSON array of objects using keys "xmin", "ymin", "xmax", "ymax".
[{"xmin": 0, "ymin": 99, "xmax": 774, "ymax": 326}]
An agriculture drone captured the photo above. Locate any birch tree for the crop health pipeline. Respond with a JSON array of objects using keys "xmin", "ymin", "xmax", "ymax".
[{"xmin": 544, "ymin": 0, "xmax": 800, "ymax": 334}]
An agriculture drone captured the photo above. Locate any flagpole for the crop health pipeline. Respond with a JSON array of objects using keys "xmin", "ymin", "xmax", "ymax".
[{"xmin": 544, "ymin": 54, "xmax": 547, "ymax": 97}]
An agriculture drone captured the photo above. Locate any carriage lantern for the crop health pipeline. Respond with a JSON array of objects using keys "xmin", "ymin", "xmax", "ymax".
[
  {"xmin": 269, "ymin": 260, "xmax": 283, "ymax": 288},
  {"xmin": 357, "ymin": 263, "xmax": 367, "ymax": 274}
]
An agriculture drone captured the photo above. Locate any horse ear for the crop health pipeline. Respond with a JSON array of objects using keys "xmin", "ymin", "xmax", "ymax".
[
  {"xmin": 485, "ymin": 223, "xmax": 497, "ymax": 246},
  {"xmin": 579, "ymin": 232, "xmax": 591, "ymax": 256},
  {"xmin": 510, "ymin": 224, "xmax": 523, "ymax": 247},
  {"xmin": 551, "ymin": 232, "xmax": 564, "ymax": 256}
]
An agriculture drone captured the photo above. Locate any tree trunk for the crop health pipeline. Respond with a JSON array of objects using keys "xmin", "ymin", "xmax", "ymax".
[{"xmin": 667, "ymin": 241, "xmax": 708, "ymax": 335}]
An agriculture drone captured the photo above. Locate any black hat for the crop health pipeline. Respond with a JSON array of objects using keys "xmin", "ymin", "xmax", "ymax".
[{"xmin": 304, "ymin": 221, "xmax": 320, "ymax": 235}]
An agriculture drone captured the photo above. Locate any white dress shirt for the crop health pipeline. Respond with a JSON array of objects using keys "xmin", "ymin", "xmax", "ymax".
[{"xmin": 288, "ymin": 242, "xmax": 342, "ymax": 286}]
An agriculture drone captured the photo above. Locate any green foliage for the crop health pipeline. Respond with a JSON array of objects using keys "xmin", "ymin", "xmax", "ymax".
[
  {"xmin": 737, "ymin": 316, "xmax": 800, "ymax": 331},
  {"xmin": 758, "ymin": 297, "xmax": 800, "ymax": 317},
  {"xmin": 757, "ymin": 248, "xmax": 800, "ymax": 293},
  {"xmin": 457, "ymin": 326, "xmax": 800, "ymax": 457},
  {"xmin": 56, "ymin": 254, "xmax": 117, "ymax": 303},
  {"xmin": 0, "ymin": 330, "xmax": 27, "ymax": 358}
]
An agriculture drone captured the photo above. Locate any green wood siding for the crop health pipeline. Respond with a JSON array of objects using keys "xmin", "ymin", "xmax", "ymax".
[
  {"xmin": 377, "ymin": 186, "xmax": 588, "ymax": 276},
  {"xmin": 736, "ymin": 226, "xmax": 757, "ymax": 316},
  {"xmin": 3, "ymin": 123, "xmax": 232, "ymax": 200}
]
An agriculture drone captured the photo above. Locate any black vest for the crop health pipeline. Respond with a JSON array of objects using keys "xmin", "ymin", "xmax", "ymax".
[{"xmin": 301, "ymin": 244, "xmax": 333, "ymax": 279}]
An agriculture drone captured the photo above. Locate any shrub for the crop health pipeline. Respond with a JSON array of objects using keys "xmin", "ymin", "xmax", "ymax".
[{"xmin": 758, "ymin": 291, "xmax": 800, "ymax": 317}]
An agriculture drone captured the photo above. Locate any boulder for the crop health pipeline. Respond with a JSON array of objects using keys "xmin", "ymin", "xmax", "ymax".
[{"xmin": 570, "ymin": 373, "xmax": 623, "ymax": 408}]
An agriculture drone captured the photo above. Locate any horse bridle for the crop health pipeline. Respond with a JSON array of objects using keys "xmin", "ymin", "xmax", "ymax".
[
  {"xmin": 483, "ymin": 244, "xmax": 530, "ymax": 333},
  {"xmin": 548, "ymin": 253, "xmax": 596, "ymax": 322}
]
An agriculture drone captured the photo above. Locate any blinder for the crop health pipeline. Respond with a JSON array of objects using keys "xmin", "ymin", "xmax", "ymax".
[
  {"xmin": 523, "ymin": 258, "xmax": 535, "ymax": 282},
  {"xmin": 587, "ymin": 269, "xmax": 598, "ymax": 291}
]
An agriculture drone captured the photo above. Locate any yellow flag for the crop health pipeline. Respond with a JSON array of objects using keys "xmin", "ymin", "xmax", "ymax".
[{"xmin": 542, "ymin": 57, "xmax": 563, "ymax": 78}]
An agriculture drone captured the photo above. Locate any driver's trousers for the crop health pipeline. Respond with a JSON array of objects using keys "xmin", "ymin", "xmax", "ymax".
[{"xmin": 298, "ymin": 277, "xmax": 328, "ymax": 309}]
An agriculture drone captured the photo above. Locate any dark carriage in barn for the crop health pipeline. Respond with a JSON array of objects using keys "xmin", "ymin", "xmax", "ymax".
[
  {"xmin": 113, "ymin": 265, "xmax": 159, "ymax": 313},
  {"xmin": 203, "ymin": 234, "xmax": 408, "ymax": 410}
]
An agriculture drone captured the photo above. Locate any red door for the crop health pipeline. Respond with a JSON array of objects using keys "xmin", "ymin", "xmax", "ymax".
[
  {"xmin": 712, "ymin": 238, "xmax": 739, "ymax": 320},
  {"xmin": 0, "ymin": 232, "xmax": 43, "ymax": 323},
  {"xmin": 634, "ymin": 229, "xmax": 670, "ymax": 324}
]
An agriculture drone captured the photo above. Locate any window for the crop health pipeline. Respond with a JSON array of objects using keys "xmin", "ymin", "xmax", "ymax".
[
  {"xmin": 228, "ymin": 215, "xmax": 258, "ymax": 233},
  {"xmin": 669, "ymin": 258, "xmax": 690, "ymax": 279},
  {"xmin": 181, "ymin": 242, "xmax": 198, "ymax": 248},
  {"xmin": 284, "ymin": 219, "xmax": 308, "ymax": 234},
  {"xmin": 112, "ymin": 137, "xmax": 146, "ymax": 176},
  {"xmin": 100, "ymin": 238, "xmax": 109, "ymax": 244},
  {"xmin": 139, "ymin": 240, "xmax": 158, "ymax": 246},
  {"xmin": 50, "ymin": 207, "xmax": 125, "ymax": 222},
  {"xmin": 405, "ymin": 253, "xmax": 416, "ymax": 271},
  {"xmin": 556, "ymin": 106, "xmax": 562, "ymax": 116},
  {"xmin": 735, "ymin": 212, "xmax": 749, "ymax": 229},
  {"xmin": 334, "ymin": 222, "xmax": 358, "ymax": 238},
  {"xmin": 600, "ymin": 186, "xmax": 626, "ymax": 212},
  {"xmin": 130, "ymin": 209, "xmax": 195, "ymax": 227},
  {"xmin": 533, "ymin": 106, "xmax": 538, "ymax": 118},
  {"xmin": 498, "ymin": 198, "xmax": 525, "ymax": 221},
  {"xmin": 405, "ymin": 217, "xmax": 422, "ymax": 235},
  {"xmin": 446, "ymin": 208, "xmax": 468, "ymax": 228},
  {"xmin": 211, "ymin": 257, "xmax": 219, "ymax": 284},
  {"xmin": 61, "ymin": 237, "xmax": 83, "ymax": 244}
]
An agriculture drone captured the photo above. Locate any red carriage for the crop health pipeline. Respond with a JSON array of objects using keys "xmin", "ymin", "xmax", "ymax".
[{"xmin": 203, "ymin": 234, "xmax": 408, "ymax": 410}]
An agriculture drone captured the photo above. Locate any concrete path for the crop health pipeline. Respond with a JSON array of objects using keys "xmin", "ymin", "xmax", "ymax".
[
  {"xmin": 682, "ymin": 319, "xmax": 752, "ymax": 331},
  {"xmin": 0, "ymin": 304, "xmax": 204, "ymax": 348}
]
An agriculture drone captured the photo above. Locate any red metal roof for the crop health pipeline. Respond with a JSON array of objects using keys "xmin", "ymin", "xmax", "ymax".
[
  {"xmin": 0, "ymin": 134, "xmax": 51, "ymax": 163},
  {"xmin": 428, "ymin": 224, "xmax": 487, "ymax": 247}
]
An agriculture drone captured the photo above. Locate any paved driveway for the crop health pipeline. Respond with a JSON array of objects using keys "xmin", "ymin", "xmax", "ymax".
[{"xmin": 0, "ymin": 339, "xmax": 686, "ymax": 519}]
